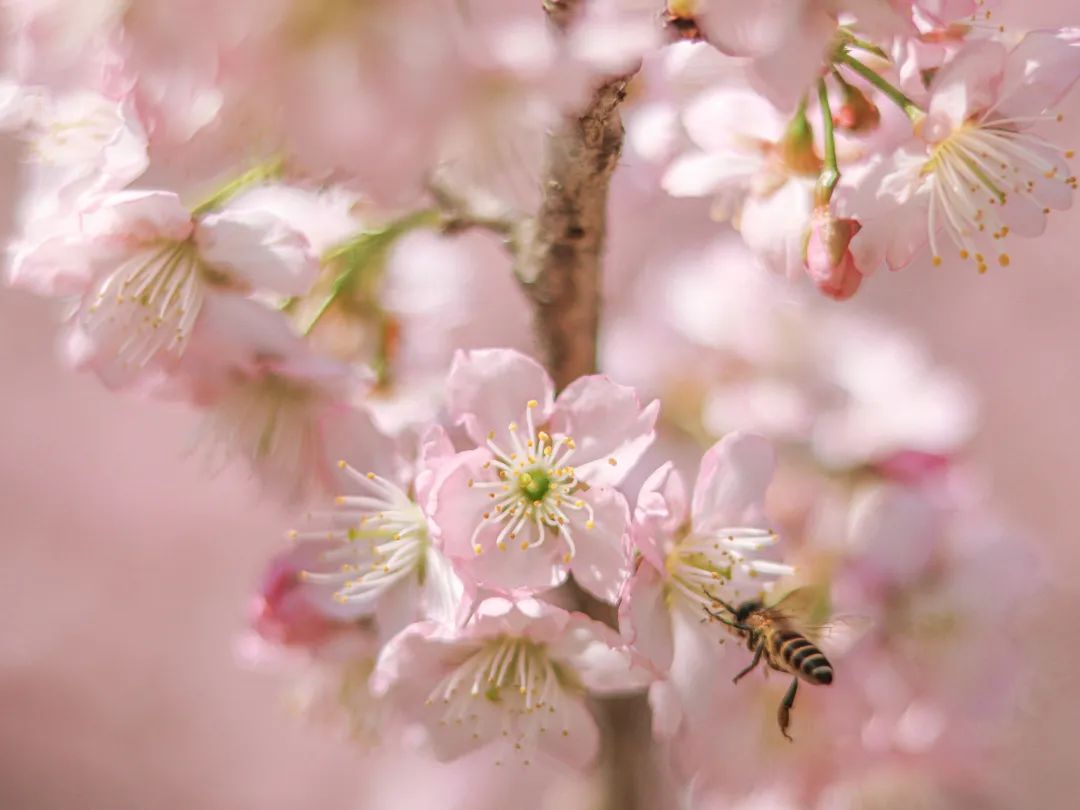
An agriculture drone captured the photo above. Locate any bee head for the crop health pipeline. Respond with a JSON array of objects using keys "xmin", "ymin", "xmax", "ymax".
[{"xmin": 734, "ymin": 599, "xmax": 762, "ymax": 624}]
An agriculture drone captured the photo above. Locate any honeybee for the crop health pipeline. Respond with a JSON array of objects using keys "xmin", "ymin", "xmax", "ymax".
[{"xmin": 705, "ymin": 587, "xmax": 849, "ymax": 742}]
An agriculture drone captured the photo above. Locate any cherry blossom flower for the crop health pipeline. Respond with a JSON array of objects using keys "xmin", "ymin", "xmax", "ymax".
[
  {"xmin": 842, "ymin": 31, "xmax": 1080, "ymax": 272},
  {"xmin": 372, "ymin": 597, "xmax": 651, "ymax": 766},
  {"xmin": 429, "ymin": 349, "xmax": 658, "ymax": 603},
  {"xmin": 290, "ymin": 415, "xmax": 470, "ymax": 639},
  {"xmin": 662, "ymin": 85, "xmax": 819, "ymax": 276},
  {"xmin": 620, "ymin": 433, "xmax": 793, "ymax": 739},
  {"xmin": 44, "ymin": 188, "xmax": 318, "ymax": 387}
]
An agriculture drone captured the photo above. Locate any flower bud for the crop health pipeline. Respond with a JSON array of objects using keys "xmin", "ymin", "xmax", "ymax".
[
  {"xmin": 834, "ymin": 81, "xmax": 881, "ymax": 133},
  {"xmin": 804, "ymin": 209, "xmax": 865, "ymax": 301},
  {"xmin": 250, "ymin": 546, "xmax": 341, "ymax": 648}
]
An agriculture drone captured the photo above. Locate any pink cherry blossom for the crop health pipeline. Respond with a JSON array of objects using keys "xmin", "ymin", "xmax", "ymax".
[
  {"xmin": 289, "ymin": 416, "xmax": 470, "ymax": 640},
  {"xmin": 33, "ymin": 188, "xmax": 319, "ymax": 387},
  {"xmin": 662, "ymin": 85, "xmax": 819, "ymax": 277},
  {"xmin": 620, "ymin": 433, "xmax": 793, "ymax": 740},
  {"xmin": 430, "ymin": 348, "xmax": 658, "ymax": 603},
  {"xmin": 842, "ymin": 31, "xmax": 1080, "ymax": 272},
  {"xmin": 371, "ymin": 597, "xmax": 651, "ymax": 766},
  {"xmin": 168, "ymin": 296, "xmax": 370, "ymax": 504}
]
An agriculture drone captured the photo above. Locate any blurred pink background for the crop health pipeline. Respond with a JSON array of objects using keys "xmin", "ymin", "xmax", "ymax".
[{"xmin": 2, "ymin": 4, "xmax": 1079, "ymax": 807}]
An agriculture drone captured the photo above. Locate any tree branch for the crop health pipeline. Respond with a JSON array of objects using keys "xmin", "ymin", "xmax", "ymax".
[{"xmin": 516, "ymin": 73, "xmax": 630, "ymax": 389}]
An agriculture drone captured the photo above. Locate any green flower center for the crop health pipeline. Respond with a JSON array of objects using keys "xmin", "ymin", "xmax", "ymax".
[{"xmin": 518, "ymin": 468, "xmax": 551, "ymax": 502}]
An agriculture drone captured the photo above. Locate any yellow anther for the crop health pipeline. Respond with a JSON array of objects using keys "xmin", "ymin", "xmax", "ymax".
[
  {"xmin": 932, "ymin": 255, "xmax": 943, "ymax": 267},
  {"xmin": 538, "ymin": 431, "xmax": 550, "ymax": 443},
  {"xmin": 959, "ymin": 250, "xmax": 969, "ymax": 260},
  {"xmin": 508, "ymin": 422, "xmax": 518, "ymax": 432},
  {"xmin": 527, "ymin": 399, "xmax": 538, "ymax": 409},
  {"xmin": 337, "ymin": 460, "xmax": 347, "ymax": 469},
  {"xmin": 999, "ymin": 253, "xmax": 1011, "ymax": 267},
  {"xmin": 520, "ymin": 541, "xmax": 530, "ymax": 550},
  {"xmin": 562, "ymin": 553, "xmax": 573, "ymax": 563},
  {"xmin": 488, "ymin": 430, "xmax": 496, "ymax": 440},
  {"xmin": 607, "ymin": 457, "xmax": 618, "ymax": 466},
  {"xmin": 473, "ymin": 544, "xmax": 483, "ymax": 555},
  {"xmin": 497, "ymin": 541, "xmax": 507, "ymax": 551},
  {"xmin": 586, "ymin": 520, "xmax": 595, "ymax": 530},
  {"xmin": 366, "ymin": 472, "xmax": 376, "ymax": 479},
  {"xmin": 334, "ymin": 496, "xmax": 347, "ymax": 505}
]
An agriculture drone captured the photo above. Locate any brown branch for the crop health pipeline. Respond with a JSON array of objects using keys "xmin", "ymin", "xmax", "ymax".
[{"xmin": 515, "ymin": 73, "xmax": 630, "ymax": 390}]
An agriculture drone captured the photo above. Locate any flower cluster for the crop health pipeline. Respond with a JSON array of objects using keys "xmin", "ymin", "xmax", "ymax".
[{"xmin": 0, "ymin": 1, "xmax": 1062, "ymax": 808}]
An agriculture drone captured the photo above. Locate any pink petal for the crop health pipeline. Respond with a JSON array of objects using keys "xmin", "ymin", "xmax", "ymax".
[
  {"xmin": 744, "ymin": 8, "xmax": 836, "ymax": 114},
  {"xmin": 549, "ymin": 613, "xmax": 653, "ymax": 695},
  {"xmin": 536, "ymin": 695, "xmax": 601, "ymax": 766},
  {"xmin": 662, "ymin": 151, "xmax": 756, "ymax": 198},
  {"xmin": 926, "ymin": 41, "xmax": 1007, "ymax": 134},
  {"xmin": 619, "ymin": 561, "xmax": 675, "ymax": 673},
  {"xmin": 547, "ymin": 375, "xmax": 658, "ymax": 487},
  {"xmin": 998, "ymin": 28, "xmax": 1080, "ymax": 119},
  {"xmin": 691, "ymin": 432, "xmax": 775, "ymax": 534},
  {"xmin": 195, "ymin": 208, "xmax": 319, "ymax": 296},
  {"xmin": 567, "ymin": 487, "xmax": 632, "ymax": 604},
  {"xmin": 446, "ymin": 348, "xmax": 555, "ymax": 448},
  {"xmin": 682, "ymin": 87, "xmax": 785, "ymax": 150},
  {"xmin": 632, "ymin": 461, "xmax": 688, "ymax": 570},
  {"xmin": 81, "ymin": 189, "xmax": 193, "ymax": 245}
]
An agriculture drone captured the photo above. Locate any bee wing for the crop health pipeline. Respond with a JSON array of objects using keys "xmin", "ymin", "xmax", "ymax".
[
  {"xmin": 802, "ymin": 615, "xmax": 874, "ymax": 656},
  {"xmin": 766, "ymin": 585, "xmax": 830, "ymax": 622}
]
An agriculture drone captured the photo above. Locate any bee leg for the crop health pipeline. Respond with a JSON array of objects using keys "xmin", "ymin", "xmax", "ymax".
[
  {"xmin": 777, "ymin": 677, "xmax": 799, "ymax": 742},
  {"xmin": 732, "ymin": 639, "xmax": 765, "ymax": 685}
]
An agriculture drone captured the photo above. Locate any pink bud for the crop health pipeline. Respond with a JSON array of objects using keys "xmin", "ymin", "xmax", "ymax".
[
  {"xmin": 804, "ymin": 210, "xmax": 865, "ymax": 301},
  {"xmin": 250, "ymin": 547, "xmax": 341, "ymax": 648},
  {"xmin": 834, "ymin": 82, "xmax": 881, "ymax": 133}
]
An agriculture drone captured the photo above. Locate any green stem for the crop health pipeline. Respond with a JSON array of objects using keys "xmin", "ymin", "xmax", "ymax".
[
  {"xmin": 189, "ymin": 156, "xmax": 285, "ymax": 216},
  {"xmin": 836, "ymin": 51, "xmax": 921, "ymax": 121},
  {"xmin": 844, "ymin": 33, "xmax": 888, "ymax": 60},
  {"xmin": 304, "ymin": 208, "xmax": 438, "ymax": 336},
  {"xmin": 816, "ymin": 78, "xmax": 839, "ymax": 206}
]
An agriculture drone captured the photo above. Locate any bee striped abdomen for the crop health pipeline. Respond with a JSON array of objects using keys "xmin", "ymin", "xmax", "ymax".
[{"xmin": 776, "ymin": 632, "xmax": 833, "ymax": 685}]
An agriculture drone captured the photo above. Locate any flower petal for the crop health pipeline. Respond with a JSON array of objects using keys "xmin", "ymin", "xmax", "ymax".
[
  {"xmin": 998, "ymin": 28, "xmax": 1080, "ymax": 119},
  {"xmin": 549, "ymin": 613, "xmax": 652, "ymax": 695},
  {"xmin": 447, "ymin": 348, "xmax": 555, "ymax": 448},
  {"xmin": 691, "ymin": 432, "xmax": 775, "ymax": 534},
  {"xmin": 548, "ymin": 375, "xmax": 658, "ymax": 487},
  {"xmin": 82, "ymin": 189, "xmax": 193, "ymax": 245},
  {"xmin": 536, "ymin": 693, "xmax": 601, "ymax": 766},
  {"xmin": 619, "ymin": 560, "xmax": 675, "ymax": 673},
  {"xmin": 195, "ymin": 207, "xmax": 319, "ymax": 296},
  {"xmin": 632, "ymin": 461, "xmax": 688, "ymax": 570},
  {"xmin": 567, "ymin": 487, "xmax": 632, "ymax": 604}
]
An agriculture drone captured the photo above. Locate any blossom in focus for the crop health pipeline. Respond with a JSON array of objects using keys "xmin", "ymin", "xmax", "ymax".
[
  {"xmin": 842, "ymin": 31, "xmax": 1080, "ymax": 272},
  {"xmin": 372, "ymin": 597, "xmax": 651, "ymax": 765},
  {"xmin": 620, "ymin": 432, "xmax": 792, "ymax": 739},
  {"xmin": 430, "ymin": 349, "xmax": 658, "ymax": 603},
  {"xmin": 291, "ymin": 415, "xmax": 469, "ymax": 639}
]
